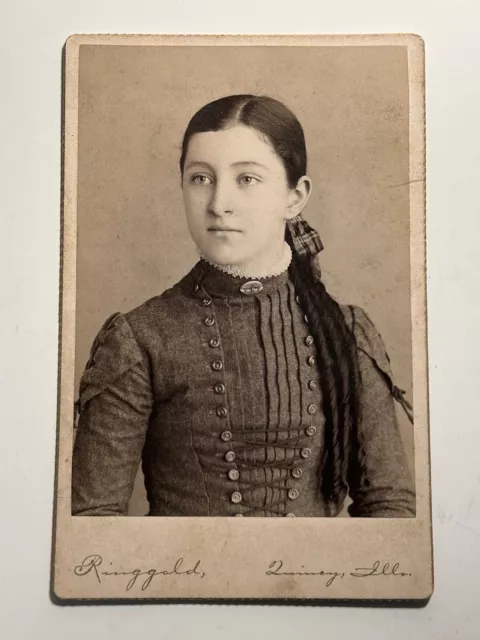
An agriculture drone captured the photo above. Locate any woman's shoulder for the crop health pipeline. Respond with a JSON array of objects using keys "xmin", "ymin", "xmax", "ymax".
[
  {"xmin": 123, "ymin": 284, "xmax": 185, "ymax": 326},
  {"xmin": 340, "ymin": 303, "xmax": 413, "ymax": 423},
  {"xmin": 339, "ymin": 303, "xmax": 394, "ymax": 379},
  {"xmin": 86, "ymin": 266, "xmax": 201, "ymax": 355},
  {"xmin": 77, "ymin": 281, "xmax": 191, "ymax": 407},
  {"xmin": 123, "ymin": 263, "xmax": 203, "ymax": 326},
  {"xmin": 340, "ymin": 304, "xmax": 390, "ymax": 360}
]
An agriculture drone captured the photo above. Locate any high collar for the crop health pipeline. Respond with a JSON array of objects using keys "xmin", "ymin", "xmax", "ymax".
[
  {"xmin": 198, "ymin": 242, "xmax": 292, "ymax": 279},
  {"xmin": 184, "ymin": 258, "xmax": 291, "ymax": 300}
]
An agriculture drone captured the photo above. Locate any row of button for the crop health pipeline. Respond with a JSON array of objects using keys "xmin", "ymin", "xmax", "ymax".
[
  {"xmin": 234, "ymin": 512, "xmax": 296, "ymax": 517},
  {"xmin": 196, "ymin": 285, "xmax": 246, "ymax": 514},
  {"xmin": 229, "ymin": 485, "xmax": 300, "ymax": 506},
  {"xmin": 289, "ymin": 293, "xmax": 320, "ymax": 518},
  {"xmin": 219, "ymin": 426, "xmax": 315, "ymax": 444},
  {"xmin": 222, "ymin": 447, "xmax": 312, "ymax": 463},
  {"xmin": 197, "ymin": 289, "xmax": 243, "ymax": 511},
  {"xmin": 197, "ymin": 297, "xmax": 225, "ymax": 396},
  {"xmin": 203, "ymin": 304, "xmax": 230, "ymax": 428},
  {"xmin": 298, "ymin": 294, "xmax": 320, "ymax": 427},
  {"xmin": 226, "ymin": 463, "xmax": 305, "ymax": 483},
  {"xmin": 200, "ymin": 292, "xmax": 246, "ymax": 511}
]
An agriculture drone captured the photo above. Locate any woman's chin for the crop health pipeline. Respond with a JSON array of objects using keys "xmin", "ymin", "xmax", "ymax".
[{"xmin": 201, "ymin": 247, "xmax": 247, "ymax": 267}]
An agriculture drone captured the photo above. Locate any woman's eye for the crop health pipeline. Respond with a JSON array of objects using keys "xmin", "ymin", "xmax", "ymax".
[
  {"xmin": 238, "ymin": 175, "xmax": 259, "ymax": 186},
  {"xmin": 191, "ymin": 175, "xmax": 212, "ymax": 185}
]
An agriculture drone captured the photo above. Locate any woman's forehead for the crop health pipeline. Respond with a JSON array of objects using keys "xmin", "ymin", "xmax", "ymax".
[{"xmin": 184, "ymin": 125, "xmax": 281, "ymax": 169}]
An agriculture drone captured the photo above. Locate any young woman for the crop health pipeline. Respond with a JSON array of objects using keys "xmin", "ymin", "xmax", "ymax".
[{"xmin": 72, "ymin": 94, "xmax": 416, "ymax": 518}]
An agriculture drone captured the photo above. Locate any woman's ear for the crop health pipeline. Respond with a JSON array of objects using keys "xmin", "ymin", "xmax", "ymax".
[{"xmin": 285, "ymin": 176, "xmax": 312, "ymax": 220}]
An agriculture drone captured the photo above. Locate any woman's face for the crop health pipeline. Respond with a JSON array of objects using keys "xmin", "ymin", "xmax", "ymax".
[{"xmin": 182, "ymin": 124, "xmax": 310, "ymax": 269}]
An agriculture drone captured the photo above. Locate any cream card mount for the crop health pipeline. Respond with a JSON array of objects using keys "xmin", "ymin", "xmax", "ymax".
[{"xmin": 52, "ymin": 33, "xmax": 432, "ymax": 605}]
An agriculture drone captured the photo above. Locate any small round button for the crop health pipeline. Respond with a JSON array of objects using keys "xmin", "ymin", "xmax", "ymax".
[
  {"xmin": 214, "ymin": 383, "xmax": 226, "ymax": 394},
  {"xmin": 211, "ymin": 360, "xmax": 223, "ymax": 371},
  {"xmin": 292, "ymin": 467, "xmax": 303, "ymax": 479},
  {"xmin": 225, "ymin": 451, "xmax": 235, "ymax": 462},
  {"xmin": 305, "ymin": 425, "xmax": 317, "ymax": 437},
  {"xmin": 234, "ymin": 513, "xmax": 244, "ymax": 517},
  {"xmin": 204, "ymin": 316, "xmax": 215, "ymax": 326},
  {"xmin": 201, "ymin": 298, "xmax": 212, "ymax": 307},
  {"xmin": 304, "ymin": 314, "xmax": 309, "ymax": 323},
  {"xmin": 231, "ymin": 491, "xmax": 242, "ymax": 504},
  {"xmin": 228, "ymin": 468, "xmax": 240, "ymax": 481},
  {"xmin": 209, "ymin": 337, "xmax": 220, "ymax": 348},
  {"xmin": 220, "ymin": 430, "xmax": 232, "ymax": 441},
  {"xmin": 305, "ymin": 335, "xmax": 314, "ymax": 346},
  {"xmin": 307, "ymin": 403, "xmax": 317, "ymax": 415},
  {"xmin": 285, "ymin": 512, "xmax": 296, "ymax": 517},
  {"xmin": 308, "ymin": 380, "xmax": 317, "ymax": 391},
  {"xmin": 307, "ymin": 355, "xmax": 316, "ymax": 366},
  {"xmin": 295, "ymin": 295, "xmax": 301, "ymax": 304},
  {"xmin": 300, "ymin": 447, "xmax": 312, "ymax": 459},
  {"xmin": 194, "ymin": 284, "xmax": 200, "ymax": 292},
  {"xmin": 217, "ymin": 406, "xmax": 228, "ymax": 418},
  {"xmin": 288, "ymin": 488, "xmax": 299, "ymax": 500}
]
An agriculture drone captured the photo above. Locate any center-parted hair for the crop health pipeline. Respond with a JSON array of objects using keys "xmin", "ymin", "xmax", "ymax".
[{"xmin": 179, "ymin": 94, "xmax": 364, "ymax": 510}]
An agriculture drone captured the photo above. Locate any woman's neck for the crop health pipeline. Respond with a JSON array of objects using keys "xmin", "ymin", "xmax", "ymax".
[{"xmin": 200, "ymin": 242, "xmax": 292, "ymax": 280}]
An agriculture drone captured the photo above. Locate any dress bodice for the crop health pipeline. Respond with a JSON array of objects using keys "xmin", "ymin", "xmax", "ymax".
[{"xmin": 72, "ymin": 260, "xmax": 416, "ymax": 518}]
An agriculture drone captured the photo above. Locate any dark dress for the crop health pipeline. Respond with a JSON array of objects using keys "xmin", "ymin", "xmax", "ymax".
[{"xmin": 71, "ymin": 259, "xmax": 416, "ymax": 517}]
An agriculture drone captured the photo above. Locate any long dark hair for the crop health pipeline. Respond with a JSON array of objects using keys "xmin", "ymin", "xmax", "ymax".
[{"xmin": 179, "ymin": 94, "xmax": 363, "ymax": 510}]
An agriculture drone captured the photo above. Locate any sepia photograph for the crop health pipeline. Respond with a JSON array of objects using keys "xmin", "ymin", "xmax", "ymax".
[{"xmin": 53, "ymin": 33, "xmax": 431, "ymax": 602}]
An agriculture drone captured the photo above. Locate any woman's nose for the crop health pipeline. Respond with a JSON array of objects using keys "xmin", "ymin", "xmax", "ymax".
[{"xmin": 208, "ymin": 181, "xmax": 234, "ymax": 216}]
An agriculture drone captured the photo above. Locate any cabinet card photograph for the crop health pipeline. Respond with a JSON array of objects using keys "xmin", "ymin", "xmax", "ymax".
[{"xmin": 53, "ymin": 33, "xmax": 432, "ymax": 603}]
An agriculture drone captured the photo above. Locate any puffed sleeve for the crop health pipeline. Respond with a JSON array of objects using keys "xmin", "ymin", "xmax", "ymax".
[
  {"xmin": 345, "ymin": 305, "xmax": 416, "ymax": 518},
  {"xmin": 71, "ymin": 312, "xmax": 153, "ymax": 516}
]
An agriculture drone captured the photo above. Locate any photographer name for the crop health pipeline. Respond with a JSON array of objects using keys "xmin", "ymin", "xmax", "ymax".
[{"xmin": 73, "ymin": 554, "xmax": 206, "ymax": 591}]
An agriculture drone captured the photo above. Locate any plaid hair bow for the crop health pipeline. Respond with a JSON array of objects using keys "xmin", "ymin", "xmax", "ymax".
[{"xmin": 286, "ymin": 213, "xmax": 324, "ymax": 257}]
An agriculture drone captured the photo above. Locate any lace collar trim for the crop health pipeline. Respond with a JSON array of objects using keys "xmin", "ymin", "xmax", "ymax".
[{"xmin": 199, "ymin": 243, "xmax": 292, "ymax": 280}]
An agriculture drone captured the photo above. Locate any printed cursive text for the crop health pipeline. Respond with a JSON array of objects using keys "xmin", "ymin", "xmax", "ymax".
[
  {"xmin": 266, "ymin": 559, "xmax": 412, "ymax": 586},
  {"xmin": 350, "ymin": 560, "xmax": 412, "ymax": 578},
  {"xmin": 266, "ymin": 560, "xmax": 344, "ymax": 587},
  {"xmin": 74, "ymin": 554, "xmax": 206, "ymax": 591}
]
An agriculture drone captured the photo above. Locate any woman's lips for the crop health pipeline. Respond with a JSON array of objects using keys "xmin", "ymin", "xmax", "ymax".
[{"xmin": 208, "ymin": 227, "xmax": 242, "ymax": 233}]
